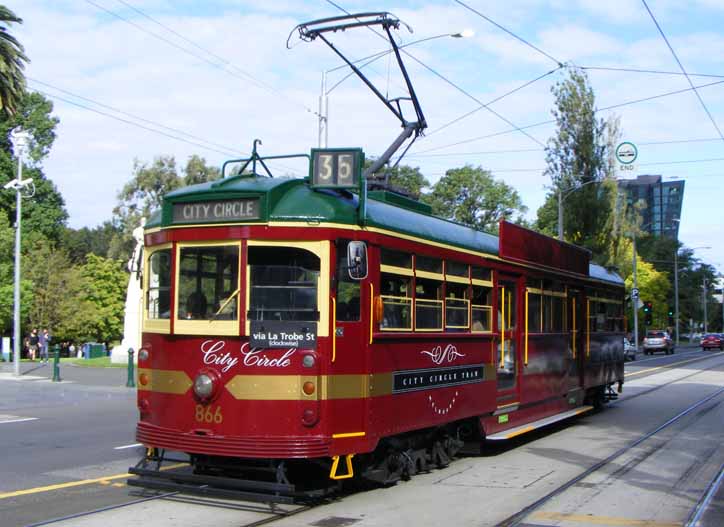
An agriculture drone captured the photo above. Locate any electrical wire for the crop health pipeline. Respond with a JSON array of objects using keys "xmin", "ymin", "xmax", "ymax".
[
  {"xmin": 86, "ymin": 0, "xmax": 319, "ymax": 118},
  {"xmin": 323, "ymin": 0, "xmax": 545, "ymax": 149},
  {"xmin": 582, "ymin": 65, "xmax": 724, "ymax": 79},
  {"xmin": 452, "ymin": 0, "xmax": 563, "ymax": 67},
  {"xmin": 641, "ymin": 0, "xmax": 724, "ymax": 142}
]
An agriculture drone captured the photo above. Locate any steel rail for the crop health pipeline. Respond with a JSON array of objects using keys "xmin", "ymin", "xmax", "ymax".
[
  {"xmin": 495, "ymin": 384, "xmax": 724, "ymax": 527},
  {"xmin": 685, "ymin": 462, "xmax": 724, "ymax": 527}
]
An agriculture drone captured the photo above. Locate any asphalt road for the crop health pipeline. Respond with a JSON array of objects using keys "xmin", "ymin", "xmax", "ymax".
[{"xmin": 0, "ymin": 345, "xmax": 721, "ymax": 527}]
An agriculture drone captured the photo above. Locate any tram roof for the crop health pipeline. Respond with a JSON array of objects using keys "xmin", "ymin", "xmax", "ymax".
[{"xmin": 148, "ymin": 175, "xmax": 622, "ymax": 286}]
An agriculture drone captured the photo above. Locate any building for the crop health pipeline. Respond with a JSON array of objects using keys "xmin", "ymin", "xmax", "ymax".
[{"xmin": 618, "ymin": 175, "xmax": 685, "ymax": 240}]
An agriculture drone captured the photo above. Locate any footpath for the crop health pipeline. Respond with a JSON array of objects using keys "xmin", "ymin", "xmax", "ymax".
[{"xmin": 0, "ymin": 359, "xmax": 131, "ymax": 388}]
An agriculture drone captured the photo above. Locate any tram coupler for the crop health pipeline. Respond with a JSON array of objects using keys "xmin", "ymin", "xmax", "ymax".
[
  {"xmin": 329, "ymin": 454, "xmax": 355, "ymax": 480},
  {"xmin": 618, "ymin": 380, "xmax": 623, "ymax": 393}
]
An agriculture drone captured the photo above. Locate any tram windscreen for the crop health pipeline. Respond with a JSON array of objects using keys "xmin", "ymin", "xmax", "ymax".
[
  {"xmin": 178, "ymin": 245, "xmax": 239, "ymax": 320},
  {"xmin": 248, "ymin": 247, "xmax": 320, "ymax": 322}
]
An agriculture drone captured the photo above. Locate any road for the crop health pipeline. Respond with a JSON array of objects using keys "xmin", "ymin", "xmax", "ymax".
[{"xmin": 0, "ymin": 345, "xmax": 722, "ymax": 526}]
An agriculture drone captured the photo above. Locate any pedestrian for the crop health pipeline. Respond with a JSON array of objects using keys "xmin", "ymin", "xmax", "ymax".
[
  {"xmin": 28, "ymin": 328, "xmax": 39, "ymax": 361},
  {"xmin": 39, "ymin": 328, "xmax": 51, "ymax": 364}
]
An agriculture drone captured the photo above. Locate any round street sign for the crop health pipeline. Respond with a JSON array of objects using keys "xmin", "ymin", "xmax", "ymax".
[
  {"xmin": 632, "ymin": 287, "xmax": 639, "ymax": 299},
  {"xmin": 616, "ymin": 142, "xmax": 638, "ymax": 165}
]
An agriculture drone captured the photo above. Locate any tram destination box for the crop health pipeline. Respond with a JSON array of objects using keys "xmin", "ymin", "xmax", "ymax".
[
  {"xmin": 172, "ymin": 198, "xmax": 260, "ymax": 224},
  {"xmin": 250, "ymin": 321, "xmax": 317, "ymax": 349}
]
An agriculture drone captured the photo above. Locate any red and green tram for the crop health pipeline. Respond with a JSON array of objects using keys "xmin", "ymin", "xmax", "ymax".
[{"xmin": 131, "ymin": 148, "xmax": 625, "ymax": 498}]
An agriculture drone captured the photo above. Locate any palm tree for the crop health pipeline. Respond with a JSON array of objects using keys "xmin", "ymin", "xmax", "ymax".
[{"xmin": 0, "ymin": 6, "xmax": 27, "ymax": 115}]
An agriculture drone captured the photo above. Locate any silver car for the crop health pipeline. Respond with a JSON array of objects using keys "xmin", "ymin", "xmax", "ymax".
[
  {"xmin": 643, "ymin": 330, "xmax": 674, "ymax": 355},
  {"xmin": 624, "ymin": 337, "xmax": 636, "ymax": 361}
]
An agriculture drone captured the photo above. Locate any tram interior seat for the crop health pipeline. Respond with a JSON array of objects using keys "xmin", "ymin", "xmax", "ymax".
[{"xmin": 187, "ymin": 291, "xmax": 208, "ymax": 319}]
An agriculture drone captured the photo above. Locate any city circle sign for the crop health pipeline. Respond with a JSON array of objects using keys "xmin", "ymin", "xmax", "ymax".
[{"xmin": 615, "ymin": 142, "xmax": 638, "ymax": 165}]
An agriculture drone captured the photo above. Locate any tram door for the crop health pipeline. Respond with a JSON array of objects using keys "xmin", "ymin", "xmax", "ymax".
[
  {"xmin": 496, "ymin": 277, "xmax": 521, "ymax": 402},
  {"xmin": 567, "ymin": 288, "xmax": 584, "ymax": 391}
]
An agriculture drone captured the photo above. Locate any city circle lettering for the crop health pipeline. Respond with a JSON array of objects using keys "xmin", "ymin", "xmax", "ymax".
[
  {"xmin": 175, "ymin": 199, "xmax": 258, "ymax": 223},
  {"xmin": 200, "ymin": 340, "xmax": 295, "ymax": 372}
]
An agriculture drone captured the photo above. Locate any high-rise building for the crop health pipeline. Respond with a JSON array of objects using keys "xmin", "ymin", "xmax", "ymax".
[{"xmin": 618, "ymin": 175, "xmax": 684, "ymax": 240}]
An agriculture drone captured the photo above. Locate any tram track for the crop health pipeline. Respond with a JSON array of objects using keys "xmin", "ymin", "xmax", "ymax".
[{"xmin": 494, "ymin": 383, "xmax": 724, "ymax": 527}]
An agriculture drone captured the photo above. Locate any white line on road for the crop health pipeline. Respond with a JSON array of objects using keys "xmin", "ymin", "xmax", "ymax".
[
  {"xmin": 0, "ymin": 417, "xmax": 39, "ymax": 424},
  {"xmin": 114, "ymin": 443, "xmax": 142, "ymax": 450}
]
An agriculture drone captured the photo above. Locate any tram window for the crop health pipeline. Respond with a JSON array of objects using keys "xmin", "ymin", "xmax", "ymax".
[
  {"xmin": 415, "ymin": 278, "xmax": 443, "ymax": 331},
  {"xmin": 471, "ymin": 285, "xmax": 492, "ymax": 332},
  {"xmin": 381, "ymin": 248, "xmax": 412, "ymax": 269},
  {"xmin": 497, "ymin": 340, "xmax": 516, "ymax": 389},
  {"xmin": 248, "ymin": 247, "xmax": 320, "ymax": 322},
  {"xmin": 527, "ymin": 292, "xmax": 542, "ymax": 333},
  {"xmin": 380, "ymin": 273, "xmax": 412, "ymax": 331},
  {"xmin": 446, "ymin": 261, "xmax": 469, "ymax": 278},
  {"xmin": 416, "ymin": 255, "xmax": 442, "ymax": 274},
  {"xmin": 336, "ymin": 241, "xmax": 360, "ymax": 321},
  {"xmin": 498, "ymin": 286, "xmax": 517, "ymax": 331},
  {"xmin": 471, "ymin": 266, "xmax": 491, "ymax": 282},
  {"xmin": 178, "ymin": 245, "xmax": 239, "ymax": 320},
  {"xmin": 445, "ymin": 283, "xmax": 470, "ymax": 330},
  {"xmin": 147, "ymin": 248, "xmax": 171, "ymax": 319}
]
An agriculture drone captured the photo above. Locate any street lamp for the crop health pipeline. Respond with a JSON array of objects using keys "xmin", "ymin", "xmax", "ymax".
[
  {"xmin": 557, "ymin": 178, "xmax": 611, "ymax": 241},
  {"xmin": 7, "ymin": 128, "xmax": 32, "ymax": 377},
  {"xmin": 318, "ymin": 30, "xmax": 474, "ymax": 147}
]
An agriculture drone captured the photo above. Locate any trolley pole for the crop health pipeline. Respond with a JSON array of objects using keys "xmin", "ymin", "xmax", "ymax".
[
  {"xmin": 632, "ymin": 232, "xmax": 639, "ymax": 351},
  {"xmin": 126, "ymin": 348, "xmax": 136, "ymax": 388}
]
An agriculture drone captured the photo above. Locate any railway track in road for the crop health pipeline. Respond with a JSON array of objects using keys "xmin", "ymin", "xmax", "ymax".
[
  {"xmin": 495, "ymin": 372, "xmax": 724, "ymax": 526},
  {"xmin": 24, "ymin": 489, "xmax": 313, "ymax": 527}
]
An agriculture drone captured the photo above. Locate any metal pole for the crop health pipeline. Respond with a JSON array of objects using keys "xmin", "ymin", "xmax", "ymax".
[
  {"xmin": 12, "ymin": 159, "xmax": 23, "ymax": 377},
  {"xmin": 126, "ymin": 348, "xmax": 136, "ymax": 388},
  {"xmin": 674, "ymin": 249, "xmax": 679, "ymax": 346},
  {"xmin": 632, "ymin": 232, "xmax": 639, "ymax": 351},
  {"xmin": 703, "ymin": 277, "xmax": 708, "ymax": 334},
  {"xmin": 557, "ymin": 188, "xmax": 563, "ymax": 241},
  {"xmin": 318, "ymin": 71, "xmax": 328, "ymax": 148}
]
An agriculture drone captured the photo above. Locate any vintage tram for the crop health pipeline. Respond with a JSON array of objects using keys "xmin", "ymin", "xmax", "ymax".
[
  {"xmin": 129, "ymin": 146, "xmax": 625, "ymax": 500},
  {"xmin": 129, "ymin": 12, "xmax": 625, "ymax": 501}
]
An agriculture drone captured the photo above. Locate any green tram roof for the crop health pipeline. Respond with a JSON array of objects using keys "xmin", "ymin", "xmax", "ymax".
[{"xmin": 148, "ymin": 175, "xmax": 622, "ymax": 286}]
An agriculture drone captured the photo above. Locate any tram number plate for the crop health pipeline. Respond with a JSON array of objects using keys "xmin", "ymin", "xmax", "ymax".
[
  {"xmin": 250, "ymin": 321, "xmax": 317, "ymax": 349},
  {"xmin": 194, "ymin": 404, "xmax": 223, "ymax": 424}
]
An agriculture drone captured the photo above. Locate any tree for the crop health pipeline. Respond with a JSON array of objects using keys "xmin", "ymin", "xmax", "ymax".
[
  {"xmin": 364, "ymin": 160, "xmax": 430, "ymax": 199},
  {"xmin": 425, "ymin": 165, "xmax": 527, "ymax": 234},
  {"xmin": 535, "ymin": 68, "xmax": 616, "ymax": 259},
  {"xmin": 0, "ymin": 214, "xmax": 31, "ymax": 332},
  {"xmin": 0, "ymin": 6, "xmax": 28, "ymax": 116},
  {"xmin": 23, "ymin": 238, "xmax": 73, "ymax": 332},
  {"xmin": 61, "ymin": 221, "xmax": 121, "ymax": 264},
  {"xmin": 110, "ymin": 154, "xmax": 220, "ymax": 259}
]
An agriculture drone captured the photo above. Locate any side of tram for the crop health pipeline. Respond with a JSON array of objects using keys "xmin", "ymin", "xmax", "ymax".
[{"xmin": 134, "ymin": 169, "xmax": 625, "ymax": 486}]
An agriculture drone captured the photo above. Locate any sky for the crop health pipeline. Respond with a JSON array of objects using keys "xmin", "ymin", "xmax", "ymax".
[{"xmin": 12, "ymin": 0, "xmax": 724, "ymax": 278}]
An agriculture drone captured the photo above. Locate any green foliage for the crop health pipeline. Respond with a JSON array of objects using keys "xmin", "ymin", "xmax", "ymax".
[
  {"xmin": 536, "ymin": 68, "xmax": 620, "ymax": 260},
  {"xmin": 364, "ymin": 160, "xmax": 430, "ymax": 198},
  {"xmin": 425, "ymin": 165, "xmax": 527, "ymax": 233},
  {"xmin": 0, "ymin": 6, "xmax": 28, "ymax": 116},
  {"xmin": 110, "ymin": 154, "xmax": 219, "ymax": 259},
  {"xmin": 61, "ymin": 221, "xmax": 121, "ymax": 264}
]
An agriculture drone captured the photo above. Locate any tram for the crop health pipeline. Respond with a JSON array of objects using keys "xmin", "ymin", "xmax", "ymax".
[{"xmin": 128, "ymin": 13, "xmax": 625, "ymax": 500}]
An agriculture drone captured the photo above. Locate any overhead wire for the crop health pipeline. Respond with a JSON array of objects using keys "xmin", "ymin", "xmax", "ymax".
[
  {"xmin": 323, "ymin": 0, "xmax": 546, "ymax": 149},
  {"xmin": 582, "ymin": 65, "xmax": 724, "ymax": 79},
  {"xmin": 640, "ymin": 0, "xmax": 724, "ymax": 142},
  {"xmin": 452, "ymin": 0, "xmax": 563, "ymax": 67},
  {"xmin": 85, "ymin": 0, "xmax": 320, "ymax": 118}
]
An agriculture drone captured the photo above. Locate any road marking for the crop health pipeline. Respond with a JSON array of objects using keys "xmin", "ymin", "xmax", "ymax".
[
  {"xmin": 533, "ymin": 511, "xmax": 680, "ymax": 526},
  {"xmin": 0, "ymin": 462, "xmax": 187, "ymax": 500},
  {"xmin": 0, "ymin": 415, "xmax": 38, "ymax": 425},
  {"xmin": 114, "ymin": 443, "xmax": 142, "ymax": 450},
  {"xmin": 626, "ymin": 351, "xmax": 724, "ymax": 379}
]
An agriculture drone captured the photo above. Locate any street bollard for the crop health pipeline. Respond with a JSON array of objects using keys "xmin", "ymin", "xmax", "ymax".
[
  {"xmin": 52, "ymin": 344, "xmax": 61, "ymax": 382},
  {"xmin": 126, "ymin": 348, "xmax": 135, "ymax": 388}
]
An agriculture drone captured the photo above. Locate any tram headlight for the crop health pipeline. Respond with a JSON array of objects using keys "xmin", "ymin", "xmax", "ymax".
[
  {"xmin": 193, "ymin": 373, "xmax": 215, "ymax": 400},
  {"xmin": 138, "ymin": 348, "xmax": 149, "ymax": 361},
  {"xmin": 302, "ymin": 354, "xmax": 315, "ymax": 368}
]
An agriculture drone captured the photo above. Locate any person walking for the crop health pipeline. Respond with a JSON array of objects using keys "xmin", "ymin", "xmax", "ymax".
[
  {"xmin": 39, "ymin": 328, "xmax": 51, "ymax": 364},
  {"xmin": 28, "ymin": 328, "xmax": 39, "ymax": 361}
]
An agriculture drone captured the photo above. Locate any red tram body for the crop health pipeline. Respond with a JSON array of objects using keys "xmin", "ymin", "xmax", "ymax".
[{"xmin": 132, "ymin": 159, "xmax": 625, "ymax": 496}]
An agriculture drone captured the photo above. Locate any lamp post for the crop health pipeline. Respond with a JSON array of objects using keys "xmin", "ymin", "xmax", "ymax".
[
  {"xmin": 7, "ymin": 128, "xmax": 32, "ymax": 377},
  {"xmin": 557, "ymin": 178, "xmax": 609, "ymax": 241},
  {"xmin": 318, "ymin": 30, "xmax": 474, "ymax": 147}
]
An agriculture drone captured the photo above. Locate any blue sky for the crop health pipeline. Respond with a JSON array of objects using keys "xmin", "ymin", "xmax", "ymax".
[{"xmin": 13, "ymin": 1, "xmax": 724, "ymax": 277}]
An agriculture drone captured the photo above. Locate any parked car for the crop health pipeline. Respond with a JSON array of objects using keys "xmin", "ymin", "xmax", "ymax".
[
  {"xmin": 643, "ymin": 330, "xmax": 674, "ymax": 355},
  {"xmin": 701, "ymin": 333, "xmax": 723, "ymax": 351},
  {"xmin": 623, "ymin": 337, "xmax": 636, "ymax": 361}
]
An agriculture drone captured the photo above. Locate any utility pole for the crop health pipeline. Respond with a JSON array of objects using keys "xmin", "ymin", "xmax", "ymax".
[
  {"xmin": 557, "ymin": 189, "xmax": 563, "ymax": 241},
  {"xmin": 674, "ymin": 249, "xmax": 679, "ymax": 346},
  {"xmin": 632, "ymin": 232, "xmax": 639, "ymax": 351},
  {"xmin": 8, "ymin": 128, "xmax": 32, "ymax": 377},
  {"xmin": 703, "ymin": 277, "xmax": 708, "ymax": 334},
  {"xmin": 318, "ymin": 71, "xmax": 328, "ymax": 148}
]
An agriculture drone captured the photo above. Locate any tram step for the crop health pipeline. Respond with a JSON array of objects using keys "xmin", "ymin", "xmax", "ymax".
[{"xmin": 486, "ymin": 405, "xmax": 594, "ymax": 441}]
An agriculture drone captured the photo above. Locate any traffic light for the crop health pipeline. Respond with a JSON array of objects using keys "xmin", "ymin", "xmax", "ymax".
[
  {"xmin": 643, "ymin": 300, "xmax": 653, "ymax": 326},
  {"xmin": 668, "ymin": 309, "xmax": 674, "ymax": 327}
]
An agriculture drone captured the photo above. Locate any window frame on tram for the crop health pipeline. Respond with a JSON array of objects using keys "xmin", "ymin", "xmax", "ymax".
[{"xmin": 143, "ymin": 243, "xmax": 172, "ymax": 334}]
